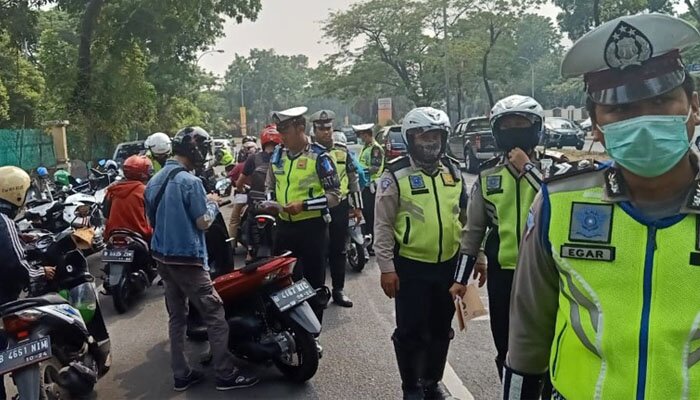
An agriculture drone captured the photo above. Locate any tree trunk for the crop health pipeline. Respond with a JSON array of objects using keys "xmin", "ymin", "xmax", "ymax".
[
  {"xmin": 593, "ymin": 0, "xmax": 601, "ymax": 27},
  {"xmin": 685, "ymin": 0, "xmax": 700, "ymax": 26},
  {"xmin": 456, "ymin": 71, "xmax": 463, "ymax": 121},
  {"xmin": 482, "ymin": 50, "xmax": 494, "ymax": 108},
  {"xmin": 72, "ymin": 0, "xmax": 106, "ymax": 160}
]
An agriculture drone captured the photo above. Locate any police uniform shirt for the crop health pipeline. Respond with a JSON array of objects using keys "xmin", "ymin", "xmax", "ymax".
[
  {"xmin": 332, "ymin": 141, "xmax": 363, "ymax": 209},
  {"xmin": 374, "ymin": 157, "xmax": 468, "ymax": 273},
  {"xmin": 264, "ymin": 143, "xmax": 342, "ymax": 210}
]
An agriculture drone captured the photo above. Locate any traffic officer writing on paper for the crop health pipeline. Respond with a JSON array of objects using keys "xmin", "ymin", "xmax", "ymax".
[
  {"xmin": 265, "ymin": 107, "xmax": 341, "ymax": 351},
  {"xmin": 456, "ymin": 95, "xmax": 572, "ymax": 382},
  {"xmin": 356, "ymin": 123, "xmax": 384, "ymax": 255},
  {"xmin": 310, "ymin": 109, "xmax": 363, "ymax": 308},
  {"xmin": 374, "ymin": 107, "xmax": 468, "ymax": 400},
  {"xmin": 504, "ymin": 14, "xmax": 700, "ymax": 400}
]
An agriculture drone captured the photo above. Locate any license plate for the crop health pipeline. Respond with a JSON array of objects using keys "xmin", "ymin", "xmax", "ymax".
[
  {"xmin": 269, "ymin": 279, "xmax": 316, "ymax": 312},
  {"xmin": 102, "ymin": 249, "xmax": 134, "ymax": 263},
  {"xmin": 0, "ymin": 336, "xmax": 52, "ymax": 375}
]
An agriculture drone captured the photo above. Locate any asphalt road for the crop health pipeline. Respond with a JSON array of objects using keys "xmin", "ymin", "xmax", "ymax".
[{"xmin": 3, "ymin": 169, "xmax": 502, "ymax": 400}]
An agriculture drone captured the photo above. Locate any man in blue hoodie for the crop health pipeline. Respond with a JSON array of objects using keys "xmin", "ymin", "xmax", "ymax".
[{"xmin": 145, "ymin": 126, "xmax": 258, "ymax": 392}]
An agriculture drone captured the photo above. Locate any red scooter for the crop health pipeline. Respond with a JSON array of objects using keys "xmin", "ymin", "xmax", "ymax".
[{"xmin": 211, "ymin": 251, "xmax": 321, "ymax": 383}]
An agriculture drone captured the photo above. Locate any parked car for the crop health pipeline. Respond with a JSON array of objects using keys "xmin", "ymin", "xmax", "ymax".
[
  {"xmin": 542, "ymin": 117, "xmax": 585, "ymax": 150},
  {"xmin": 449, "ymin": 117, "xmax": 498, "ymax": 174},
  {"xmin": 579, "ymin": 117, "xmax": 592, "ymax": 135},
  {"xmin": 375, "ymin": 125, "xmax": 407, "ymax": 161},
  {"xmin": 341, "ymin": 126, "xmax": 358, "ymax": 144},
  {"xmin": 112, "ymin": 140, "xmax": 145, "ymax": 166}
]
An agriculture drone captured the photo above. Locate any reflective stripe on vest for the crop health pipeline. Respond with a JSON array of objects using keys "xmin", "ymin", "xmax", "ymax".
[
  {"xmin": 547, "ymin": 187, "xmax": 700, "ymax": 399},
  {"xmin": 271, "ymin": 154, "xmax": 324, "ymax": 222},
  {"xmin": 330, "ymin": 148, "xmax": 350, "ymax": 197},
  {"xmin": 392, "ymin": 168, "xmax": 462, "ymax": 263},
  {"xmin": 480, "ymin": 166, "xmax": 538, "ymax": 269},
  {"xmin": 360, "ymin": 141, "xmax": 384, "ymax": 182}
]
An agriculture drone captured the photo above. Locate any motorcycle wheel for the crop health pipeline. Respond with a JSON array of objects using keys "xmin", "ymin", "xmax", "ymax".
[
  {"xmin": 39, "ymin": 357, "xmax": 70, "ymax": 400},
  {"xmin": 273, "ymin": 320, "xmax": 319, "ymax": 383},
  {"xmin": 112, "ymin": 276, "xmax": 133, "ymax": 314},
  {"xmin": 347, "ymin": 242, "xmax": 367, "ymax": 272}
]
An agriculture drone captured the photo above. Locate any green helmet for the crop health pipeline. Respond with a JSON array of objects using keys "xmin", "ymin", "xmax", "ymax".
[{"xmin": 54, "ymin": 169, "xmax": 71, "ymax": 186}]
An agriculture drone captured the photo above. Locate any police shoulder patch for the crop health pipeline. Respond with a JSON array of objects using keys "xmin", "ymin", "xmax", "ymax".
[
  {"xmin": 569, "ymin": 202, "xmax": 613, "ymax": 244},
  {"xmin": 479, "ymin": 156, "xmax": 500, "ymax": 172}
]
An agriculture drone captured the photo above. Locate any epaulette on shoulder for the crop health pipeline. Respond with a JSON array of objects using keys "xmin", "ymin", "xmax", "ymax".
[
  {"xmin": 543, "ymin": 159, "xmax": 605, "ymax": 183},
  {"xmin": 540, "ymin": 149, "xmax": 569, "ymax": 163},
  {"xmin": 479, "ymin": 156, "xmax": 501, "ymax": 172},
  {"xmin": 387, "ymin": 156, "xmax": 411, "ymax": 173}
]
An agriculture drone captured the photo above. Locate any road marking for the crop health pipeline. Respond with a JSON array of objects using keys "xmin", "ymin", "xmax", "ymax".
[{"xmin": 443, "ymin": 361, "xmax": 475, "ymax": 400}]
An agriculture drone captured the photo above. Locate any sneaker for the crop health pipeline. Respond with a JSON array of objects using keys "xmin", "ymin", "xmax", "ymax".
[
  {"xmin": 174, "ymin": 369, "xmax": 204, "ymax": 392},
  {"xmin": 215, "ymin": 370, "xmax": 259, "ymax": 391}
]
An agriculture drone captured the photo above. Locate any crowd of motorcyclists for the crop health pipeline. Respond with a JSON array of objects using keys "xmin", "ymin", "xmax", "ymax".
[{"xmin": 2, "ymin": 11, "xmax": 700, "ymax": 400}]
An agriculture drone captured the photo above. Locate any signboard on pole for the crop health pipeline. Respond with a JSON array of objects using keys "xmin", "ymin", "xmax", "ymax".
[
  {"xmin": 240, "ymin": 107, "xmax": 247, "ymax": 136},
  {"xmin": 377, "ymin": 97, "xmax": 393, "ymax": 126}
]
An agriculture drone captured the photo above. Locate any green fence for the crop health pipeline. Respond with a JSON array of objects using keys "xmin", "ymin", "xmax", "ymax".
[{"xmin": 0, "ymin": 129, "xmax": 56, "ymax": 169}]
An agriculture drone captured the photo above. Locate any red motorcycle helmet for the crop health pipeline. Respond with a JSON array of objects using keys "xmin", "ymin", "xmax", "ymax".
[
  {"xmin": 260, "ymin": 125, "xmax": 282, "ymax": 148},
  {"xmin": 123, "ymin": 155, "xmax": 153, "ymax": 181}
]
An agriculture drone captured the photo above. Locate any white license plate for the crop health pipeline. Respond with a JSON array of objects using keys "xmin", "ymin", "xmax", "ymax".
[
  {"xmin": 102, "ymin": 249, "xmax": 134, "ymax": 263},
  {"xmin": 269, "ymin": 279, "xmax": 316, "ymax": 312},
  {"xmin": 0, "ymin": 336, "xmax": 52, "ymax": 375}
]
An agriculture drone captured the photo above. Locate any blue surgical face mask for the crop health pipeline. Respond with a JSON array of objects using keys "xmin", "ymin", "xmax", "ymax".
[{"xmin": 598, "ymin": 109, "xmax": 692, "ymax": 178}]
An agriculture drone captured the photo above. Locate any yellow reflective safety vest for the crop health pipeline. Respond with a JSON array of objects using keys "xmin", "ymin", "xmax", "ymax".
[
  {"xmin": 480, "ymin": 164, "xmax": 538, "ymax": 269},
  {"xmin": 360, "ymin": 140, "xmax": 385, "ymax": 182},
  {"xmin": 329, "ymin": 146, "xmax": 349, "ymax": 198},
  {"xmin": 270, "ymin": 147, "xmax": 325, "ymax": 222},
  {"xmin": 545, "ymin": 169, "xmax": 700, "ymax": 399},
  {"xmin": 390, "ymin": 156, "xmax": 462, "ymax": 263}
]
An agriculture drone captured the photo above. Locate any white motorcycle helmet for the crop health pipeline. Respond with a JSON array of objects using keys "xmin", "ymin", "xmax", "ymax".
[
  {"xmin": 401, "ymin": 107, "xmax": 451, "ymax": 161},
  {"xmin": 145, "ymin": 132, "xmax": 172, "ymax": 156},
  {"xmin": 489, "ymin": 95, "xmax": 544, "ymax": 151}
]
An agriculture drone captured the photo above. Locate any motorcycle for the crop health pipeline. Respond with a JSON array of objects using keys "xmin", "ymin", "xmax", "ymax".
[
  {"xmin": 213, "ymin": 252, "xmax": 321, "ymax": 382},
  {"xmin": 62, "ymin": 189, "xmax": 106, "ymax": 254},
  {"xmin": 345, "ymin": 216, "xmax": 371, "ymax": 272},
  {"xmin": 101, "ymin": 229, "xmax": 156, "ymax": 313},
  {"xmin": 0, "ymin": 229, "xmax": 111, "ymax": 400}
]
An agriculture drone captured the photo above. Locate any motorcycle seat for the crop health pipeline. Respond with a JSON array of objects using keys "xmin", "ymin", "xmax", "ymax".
[
  {"xmin": 240, "ymin": 257, "xmax": 274, "ymax": 274},
  {"xmin": 0, "ymin": 294, "xmax": 68, "ymax": 316}
]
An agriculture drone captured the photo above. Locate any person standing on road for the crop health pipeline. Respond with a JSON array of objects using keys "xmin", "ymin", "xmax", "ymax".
[
  {"xmin": 503, "ymin": 14, "xmax": 700, "ymax": 399},
  {"xmin": 456, "ymin": 95, "xmax": 570, "ymax": 383},
  {"xmin": 145, "ymin": 132, "xmax": 172, "ymax": 174},
  {"xmin": 356, "ymin": 123, "xmax": 384, "ymax": 255},
  {"xmin": 310, "ymin": 110, "xmax": 363, "ymax": 308},
  {"xmin": 375, "ymin": 107, "xmax": 468, "ymax": 400},
  {"xmin": 145, "ymin": 126, "xmax": 258, "ymax": 392},
  {"xmin": 227, "ymin": 140, "xmax": 259, "ymax": 240},
  {"xmin": 236, "ymin": 124, "xmax": 282, "ymax": 261},
  {"xmin": 265, "ymin": 106, "xmax": 342, "ymax": 351}
]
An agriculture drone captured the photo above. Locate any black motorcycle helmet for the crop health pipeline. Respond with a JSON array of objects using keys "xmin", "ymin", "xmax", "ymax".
[{"xmin": 172, "ymin": 126, "xmax": 212, "ymax": 169}]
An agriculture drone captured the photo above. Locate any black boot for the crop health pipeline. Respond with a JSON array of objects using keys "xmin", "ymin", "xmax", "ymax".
[
  {"xmin": 422, "ymin": 339, "xmax": 451, "ymax": 399},
  {"xmin": 332, "ymin": 290, "xmax": 353, "ymax": 307},
  {"xmin": 393, "ymin": 335, "xmax": 423, "ymax": 400},
  {"xmin": 496, "ymin": 357, "xmax": 505, "ymax": 381}
]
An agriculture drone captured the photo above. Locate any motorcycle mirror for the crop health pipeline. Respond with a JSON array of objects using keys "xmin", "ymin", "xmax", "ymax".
[{"xmin": 62, "ymin": 185, "xmax": 72, "ymax": 192}]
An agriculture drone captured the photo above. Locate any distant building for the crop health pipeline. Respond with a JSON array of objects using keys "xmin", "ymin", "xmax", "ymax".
[{"xmin": 544, "ymin": 106, "xmax": 589, "ymax": 122}]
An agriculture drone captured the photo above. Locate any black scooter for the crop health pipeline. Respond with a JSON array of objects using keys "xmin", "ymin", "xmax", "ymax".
[{"xmin": 0, "ymin": 229, "xmax": 111, "ymax": 400}]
